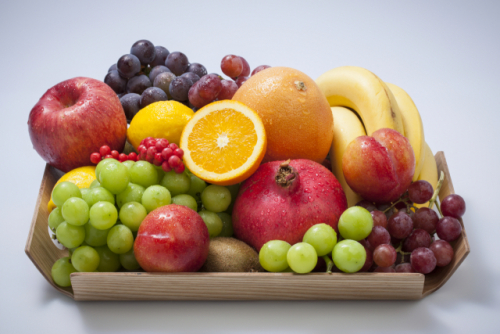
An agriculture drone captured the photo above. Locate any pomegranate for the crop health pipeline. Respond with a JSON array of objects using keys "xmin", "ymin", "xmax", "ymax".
[{"xmin": 233, "ymin": 159, "xmax": 347, "ymax": 251}]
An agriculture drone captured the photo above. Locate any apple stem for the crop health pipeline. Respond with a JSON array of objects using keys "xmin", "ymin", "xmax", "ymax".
[
  {"xmin": 322, "ymin": 256, "xmax": 334, "ymax": 274},
  {"xmin": 428, "ymin": 171, "xmax": 445, "ymax": 217}
]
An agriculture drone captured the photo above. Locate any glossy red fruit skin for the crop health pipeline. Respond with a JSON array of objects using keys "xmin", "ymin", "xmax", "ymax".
[
  {"xmin": 134, "ymin": 204, "xmax": 209, "ymax": 272},
  {"xmin": 28, "ymin": 77, "xmax": 127, "ymax": 172},
  {"xmin": 232, "ymin": 159, "xmax": 347, "ymax": 251}
]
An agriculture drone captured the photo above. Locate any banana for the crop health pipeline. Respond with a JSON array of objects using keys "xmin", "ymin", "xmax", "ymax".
[
  {"xmin": 385, "ymin": 82, "xmax": 425, "ymax": 181},
  {"xmin": 316, "ymin": 66, "xmax": 405, "ymax": 136},
  {"xmin": 415, "ymin": 142, "xmax": 438, "ymax": 208},
  {"xmin": 329, "ymin": 106, "xmax": 365, "ymax": 207}
]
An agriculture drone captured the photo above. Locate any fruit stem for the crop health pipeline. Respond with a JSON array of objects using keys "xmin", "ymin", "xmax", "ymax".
[
  {"xmin": 428, "ymin": 171, "xmax": 445, "ymax": 217},
  {"xmin": 383, "ymin": 198, "xmax": 404, "ymax": 213},
  {"xmin": 322, "ymin": 256, "xmax": 334, "ymax": 274}
]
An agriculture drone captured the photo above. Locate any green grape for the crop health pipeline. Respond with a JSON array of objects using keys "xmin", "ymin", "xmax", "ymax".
[
  {"xmin": 154, "ymin": 165, "xmax": 165, "ymax": 184},
  {"xmin": 71, "ymin": 245, "xmax": 100, "ymax": 272},
  {"xmin": 80, "ymin": 188, "xmax": 90, "ymax": 200},
  {"xmin": 116, "ymin": 183, "xmax": 145, "ymax": 208},
  {"xmin": 216, "ymin": 212, "xmax": 233, "ymax": 237},
  {"xmin": 84, "ymin": 223, "xmax": 110, "ymax": 247},
  {"xmin": 95, "ymin": 158, "xmax": 119, "ymax": 181},
  {"xmin": 89, "ymin": 179, "xmax": 101, "ymax": 189},
  {"xmin": 99, "ymin": 162, "xmax": 130, "ymax": 194},
  {"xmin": 89, "ymin": 201, "xmax": 118, "ymax": 230},
  {"xmin": 120, "ymin": 249, "xmax": 141, "ymax": 270},
  {"xmin": 303, "ymin": 223, "xmax": 338, "ymax": 256},
  {"xmin": 225, "ymin": 183, "xmax": 241, "ymax": 213},
  {"xmin": 338, "ymin": 206, "xmax": 373, "ymax": 241},
  {"xmin": 129, "ymin": 161, "xmax": 158, "ymax": 188},
  {"xmin": 107, "ymin": 224, "xmax": 134, "ymax": 254},
  {"xmin": 201, "ymin": 185, "xmax": 231, "ymax": 213},
  {"xmin": 259, "ymin": 240, "xmax": 291, "ymax": 272},
  {"xmin": 48, "ymin": 207, "xmax": 65, "ymax": 231},
  {"xmin": 85, "ymin": 186, "xmax": 115, "ymax": 207},
  {"xmin": 51, "ymin": 257, "xmax": 77, "ymax": 287},
  {"xmin": 198, "ymin": 210, "xmax": 223, "ymax": 238},
  {"xmin": 61, "ymin": 197, "xmax": 89, "ymax": 226},
  {"xmin": 95, "ymin": 245, "xmax": 121, "ymax": 272},
  {"xmin": 332, "ymin": 239, "xmax": 366, "ymax": 273},
  {"xmin": 287, "ymin": 242, "xmax": 317, "ymax": 274},
  {"xmin": 142, "ymin": 185, "xmax": 171, "ymax": 213},
  {"xmin": 52, "ymin": 181, "xmax": 82, "ymax": 207},
  {"xmin": 122, "ymin": 160, "xmax": 135, "ymax": 171},
  {"xmin": 187, "ymin": 174, "xmax": 207, "ymax": 201},
  {"xmin": 172, "ymin": 194, "xmax": 197, "ymax": 211},
  {"xmin": 119, "ymin": 202, "xmax": 147, "ymax": 232},
  {"xmin": 161, "ymin": 170, "xmax": 190, "ymax": 196},
  {"xmin": 56, "ymin": 222, "xmax": 85, "ymax": 249}
]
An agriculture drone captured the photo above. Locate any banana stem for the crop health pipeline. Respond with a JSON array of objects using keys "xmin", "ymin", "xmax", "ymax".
[
  {"xmin": 322, "ymin": 256, "xmax": 334, "ymax": 274},
  {"xmin": 428, "ymin": 171, "xmax": 445, "ymax": 217}
]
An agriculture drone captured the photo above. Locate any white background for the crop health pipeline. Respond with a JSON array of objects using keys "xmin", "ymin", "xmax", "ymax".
[{"xmin": 1, "ymin": 0, "xmax": 499, "ymax": 333}]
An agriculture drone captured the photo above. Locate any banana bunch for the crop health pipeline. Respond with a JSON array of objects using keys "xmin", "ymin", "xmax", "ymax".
[{"xmin": 316, "ymin": 66, "xmax": 437, "ymax": 206}]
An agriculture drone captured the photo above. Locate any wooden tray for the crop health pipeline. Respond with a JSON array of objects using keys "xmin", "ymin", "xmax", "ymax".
[{"xmin": 25, "ymin": 152, "xmax": 469, "ymax": 301}]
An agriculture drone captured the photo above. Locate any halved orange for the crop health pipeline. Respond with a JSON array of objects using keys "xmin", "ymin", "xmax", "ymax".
[{"xmin": 180, "ymin": 100, "xmax": 267, "ymax": 186}]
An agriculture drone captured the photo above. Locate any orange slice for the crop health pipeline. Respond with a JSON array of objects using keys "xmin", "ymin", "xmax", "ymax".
[{"xmin": 180, "ymin": 100, "xmax": 267, "ymax": 186}]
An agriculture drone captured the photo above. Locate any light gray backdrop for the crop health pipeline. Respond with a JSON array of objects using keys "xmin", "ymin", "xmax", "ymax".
[{"xmin": 1, "ymin": 0, "xmax": 499, "ymax": 333}]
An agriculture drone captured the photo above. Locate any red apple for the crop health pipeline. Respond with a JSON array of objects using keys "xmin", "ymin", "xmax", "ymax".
[
  {"xmin": 342, "ymin": 128, "xmax": 415, "ymax": 203},
  {"xmin": 28, "ymin": 77, "xmax": 127, "ymax": 172},
  {"xmin": 134, "ymin": 204, "xmax": 210, "ymax": 272}
]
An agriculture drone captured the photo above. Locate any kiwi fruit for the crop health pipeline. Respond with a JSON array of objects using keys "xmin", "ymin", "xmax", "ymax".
[{"xmin": 200, "ymin": 237, "xmax": 263, "ymax": 272}]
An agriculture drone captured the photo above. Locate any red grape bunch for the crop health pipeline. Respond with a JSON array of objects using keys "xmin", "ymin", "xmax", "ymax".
[{"xmin": 355, "ymin": 177, "xmax": 466, "ymax": 274}]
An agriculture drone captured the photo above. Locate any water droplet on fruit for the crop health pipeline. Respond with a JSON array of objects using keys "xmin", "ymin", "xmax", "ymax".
[
  {"xmin": 304, "ymin": 188, "xmax": 311, "ymax": 193},
  {"xmin": 280, "ymin": 198, "xmax": 285, "ymax": 203},
  {"xmin": 308, "ymin": 197, "xmax": 314, "ymax": 202},
  {"xmin": 260, "ymin": 211, "xmax": 264, "ymax": 216},
  {"xmin": 281, "ymin": 210, "xmax": 286, "ymax": 216},
  {"xmin": 264, "ymin": 190, "xmax": 269, "ymax": 195}
]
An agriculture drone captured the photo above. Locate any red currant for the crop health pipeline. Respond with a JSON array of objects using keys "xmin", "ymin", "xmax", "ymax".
[
  {"xmin": 153, "ymin": 153, "xmax": 164, "ymax": 166},
  {"xmin": 162, "ymin": 161, "xmax": 172, "ymax": 172},
  {"xmin": 128, "ymin": 152, "xmax": 137, "ymax": 161},
  {"xmin": 145, "ymin": 138, "xmax": 157, "ymax": 148},
  {"xmin": 168, "ymin": 155, "xmax": 181, "ymax": 168},
  {"xmin": 119, "ymin": 153, "xmax": 128, "ymax": 162},
  {"xmin": 174, "ymin": 148, "xmax": 184, "ymax": 158},
  {"xmin": 139, "ymin": 150, "xmax": 147, "ymax": 161},
  {"xmin": 138, "ymin": 144, "xmax": 146, "ymax": 153},
  {"xmin": 105, "ymin": 154, "xmax": 114, "ymax": 159},
  {"xmin": 161, "ymin": 147, "xmax": 173, "ymax": 160},
  {"xmin": 111, "ymin": 150, "xmax": 119, "ymax": 159},
  {"xmin": 155, "ymin": 138, "xmax": 169, "ymax": 151},
  {"xmin": 168, "ymin": 143, "xmax": 178, "ymax": 151},
  {"xmin": 90, "ymin": 152, "xmax": 101, "ymax": 164},
  {"xmin": 174, "ymin": 163, "xmax": 185, "ymax": 174},
  {"xmin": 146, "ymin": 154, "xmax": 154, "ymax": 164},
  {"xmin": 147, "ymin": 147, "xmax": 158, "ymax": 157},
  {"xmin": 100, "ymin": 145, "xmax": 111, "ymax": 156}
]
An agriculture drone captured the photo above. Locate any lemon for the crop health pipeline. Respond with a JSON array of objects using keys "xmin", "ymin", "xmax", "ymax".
[
  {"xmin": 127, "ymin": 101, "xmax": 194, "ymax": 149},
  {"xmin": 47, "ymin": 166, "xmax": 96, "ymax": 212}
]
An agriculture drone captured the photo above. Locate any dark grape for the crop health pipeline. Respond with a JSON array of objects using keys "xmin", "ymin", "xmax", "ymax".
[
  {"xmin": 387, "ymin": 211, "xmax": 414, "ymax": 239},
  {"xmin": 120, "ymin": 93, "xmax": 141, "ymax": 121},
  {"xmin": 371, "ymin": 210, "xmax": 387, "ymax": 228},
  {"xmin": 235, "ymin": 76, "xmax": 249, "ymax": 88},
  {"xmin": 186, "ymin": 63, "xmax": 207, "ymax": 78},
  {"xmin": 140, "ymin": 87, "xmax": 168, "ymax": 108},
  {"xmin": 127, "ymin": 74, "xmax": 152, "ymax": 95},
  {"xmin": 367, "ymin": 226, "xmax": 391, "ymax": 250},
  {"xmin": 403, "ymin": 229, "xmax": 432, "ymax": 252},
  {"xmin": 150, "ymin": 46, "xmax": 170, "ymax": 68},
  {"xmin": 440, "ymin": 194, "xmax": 466, "ymax": 219},
  {"xmin": 413, "ymin": 207, "xmax": 439, "ymax": 234},
  {"xmin": 221, "ymin": 55, "xmax": 243, "ymax": 79},
  {"xmin": 359, "ymin": 246, "xmax": 373, "ymax": 272},
  {"xmin": 430, "ymin": 240, "xmax": 454, "ymax": 267},
  {"xmin": 410, "ymin": 247, "xmax": 436, "ymax": 274},
  {"xmin": 251, "ymin": 65, "xmax": 271, "ymax": 76},
  {"xmin": 436, "ymin": 216, "xmax": 462, "ymax": 242},
  {"xmin": 131, "ymin": 39, "xmax": 156, "ymax": 65},
  {"xmin": 218, "ymin": 80, "xmax": 239, "ymax": 100},
  {"xmin": 104, "ymin": 70, "xmax": 127, "ymax": 94},
  {"xmin": 240, "ymin": 57, "xmax": 250, "ymax": 77},
  {"xmin": 357, "ymin": 200, "xmax": 377, "ymax": 212},
  {"xmin": 149, "ymin": 65, "xmax": 171, "ymax": 83},
  {"xmin": 373, "ymin": 244, "xmax": 397, "ymax": 268},
  {"xmin": 395, "ymin": 263, "xmax": 415, "ymax": 273},
  {"xmin": 117, "ymin": 54, "xmax": 141, "ymax": 79},
  {"xmin": 108, "ymin": 64, "xmax": 117, "ymax": 72},
  {"xmin": 165, "ymin": 51, "xmax": 189, "ymax": 76},
  {"xmin": 198, "ymin": 74, "xmax": 222, "ymax": 100},
  {"xmin": 181, "ymin": 72, "xmax": 200, "ymax": 84},
  {"xmin": 153, "ymin": 72, "xmax": 176, "ymax": 98},
  {"xmin": 374, "ymin": 266, "xmax": 396, "ymax": 273},
  {"xmin": 169, "ymin": 76, "xmax": 192, "ymax": 101},
  {"xmin": 408, "ymin": 180, "xmax": 434, "ymax": 204}
]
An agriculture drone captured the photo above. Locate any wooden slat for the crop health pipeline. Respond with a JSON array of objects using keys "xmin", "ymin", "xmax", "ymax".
[{"xmin": 71, "ymin": 272, "xmax": 424, "ymax": 301}]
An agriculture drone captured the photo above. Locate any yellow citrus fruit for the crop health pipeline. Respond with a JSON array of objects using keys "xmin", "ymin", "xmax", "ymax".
[
  {"xmin": 47, "ymin": 166, "xmax": 96, "ymax": 212},
  {"xmin": 127, "ymin": 101, "xmax": 194, "ymax": 149},
  {"xmin": 180, "ymin": 100, "xmax": 267, "ymax": 186},
  {"xmin": 232, "ymin": 67, "xmax": 333, "ymax": 163}
]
